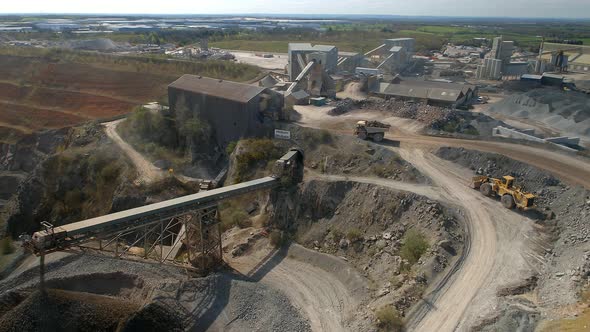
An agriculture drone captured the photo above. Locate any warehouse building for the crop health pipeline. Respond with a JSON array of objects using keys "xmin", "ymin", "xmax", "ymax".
[
  {"xmin": 168, "ymin": 75, "xmax": 284, "ymax": 146},
  {"xmin": 373, "ymin": 78, "xmax": 477, "ymax": 108}
]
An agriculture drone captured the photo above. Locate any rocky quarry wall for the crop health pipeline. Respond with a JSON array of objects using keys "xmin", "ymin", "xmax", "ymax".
[{"xmin": 269, "ymin": 178, "xmax": 465, "ymax": 319}]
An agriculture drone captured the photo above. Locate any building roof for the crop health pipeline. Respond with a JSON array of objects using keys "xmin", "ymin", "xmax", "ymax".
[
  {"xmin": 400, "ymin": 79, "xmax": 475, "ymax": 94},
  {"xmin": 169, "ymin": 75, "xmax": 265, "ymax": 103},
  {"xmin": 427, "ymin": 88, "xmax": 462, "ymax": 102},
  {"xmin": 377, "ymin": 79, "xmax": 472, "ymax": 103},
  {"xmin": 382, "ymin": 83, "xmax": 429, "ymax": 99},
  {"xmin": 542, "ymin": 73, "xmax": 564, "ymax": 80},
  {"xmin": 289, "ymin": 43, "xmax": 336, "ymax": 53},
  {"xmin": 259, "ymin": 75, "xmax": 278, "ymax": 88},
  {"xmin": 390, "ymin": 46, "xmax": 403, "ymax": 53}
]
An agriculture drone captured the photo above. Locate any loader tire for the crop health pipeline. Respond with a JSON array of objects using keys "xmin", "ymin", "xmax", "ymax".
[
  {"xmin": 372, "ymin": 133, "xmax": 384, "ymax": 142},
  {"xmin": 501, "ymin": 194, "xmax": 515, "ymax": 209},
  {"xmin": 480, "ymin": 183, "xmax": 492, "ymax": 197}
]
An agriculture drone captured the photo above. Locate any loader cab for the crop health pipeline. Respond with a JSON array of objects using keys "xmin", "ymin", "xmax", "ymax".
[{"xmin": 502, "ymin": 176, "xmax": 515, "ymax": 188}]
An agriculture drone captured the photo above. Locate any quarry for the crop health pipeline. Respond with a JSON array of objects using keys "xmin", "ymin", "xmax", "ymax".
[{"xmin": 0, "ymin": 12, "xmax": 589, "ymax": 332}]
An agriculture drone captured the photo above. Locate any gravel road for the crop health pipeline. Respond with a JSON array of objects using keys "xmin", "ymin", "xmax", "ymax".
[
  {"xmin": 225, "ymin": 242, "xmax": 364, "ymax": 332},
  {"xmin": 306, "ymin": 170, "xmax": 442, "ymax": 201},
  {"xmin": 399, "ymin": 149, "xmax": 536, "ymax": 331},
  {"xmin": 103, "ymin": 119, "xmax": 164, "ymax": 184},
  {"xmin": 294, "ymin": 105, "xmax": 590, "ymax": 189}
]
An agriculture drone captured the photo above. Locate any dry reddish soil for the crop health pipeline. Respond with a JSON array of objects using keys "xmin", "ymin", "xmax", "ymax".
[
  {"xmin": 0, "ymin": 55, "xmax": 178, "ymax": 137},
  {"xmin": 0, "ymin": 101, "xmax": 86, "ymax": 131},
  {"xmin": 0, "ymin": 83, "xmax": 136, "ymax": 119}
]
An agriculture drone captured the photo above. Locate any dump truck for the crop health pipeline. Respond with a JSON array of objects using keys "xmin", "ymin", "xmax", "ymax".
[
  {"xmin": 471, "ymin": 175, "xmax": 536, "ymax": 210},
  {"xmin": 354, "ymin": 120, "xmax": 391, "ymax": 142}
]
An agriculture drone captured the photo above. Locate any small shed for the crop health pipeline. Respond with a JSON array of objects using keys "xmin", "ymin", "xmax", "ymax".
[
  {"xmin": 310, "ymin": 97, "xmax": 327, "ymax": 106},
  {"xmin": 541, "ymin": 73, "xmax": 564, "ymax": 86}
]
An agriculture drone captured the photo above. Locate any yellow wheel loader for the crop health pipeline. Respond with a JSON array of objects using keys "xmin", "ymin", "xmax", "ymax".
[{"xmin": 471, "ymin": 175, "xmax": 536, "ymax": 210}]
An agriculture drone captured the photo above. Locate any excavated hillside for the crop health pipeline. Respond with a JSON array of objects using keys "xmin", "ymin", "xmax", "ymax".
[{"xmin": 273, "ymin": 179, "xmax": 465, "ymax": 322}]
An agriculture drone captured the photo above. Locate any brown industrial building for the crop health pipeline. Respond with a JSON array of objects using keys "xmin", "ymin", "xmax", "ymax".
[{"xmin": 168, "ymin": 75, "xmax": 284, "ymax": 146}]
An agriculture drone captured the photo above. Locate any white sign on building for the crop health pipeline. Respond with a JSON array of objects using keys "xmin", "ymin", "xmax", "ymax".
[{"xmin": 274, "ymin": 129, "xmax": 291, "ymax": 140}]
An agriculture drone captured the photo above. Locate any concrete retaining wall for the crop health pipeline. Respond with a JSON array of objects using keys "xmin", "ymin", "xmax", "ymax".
[
  {"xmin": 492, "ymin": 126, "xmax": 545, "ymax": 143},
  {"xmin": 545, "ymin": 136, "xmax": 580, "ymax": 146},
  {"xmin": 492, "ymin": 126, "xmax": 579, "ymax": 151}
]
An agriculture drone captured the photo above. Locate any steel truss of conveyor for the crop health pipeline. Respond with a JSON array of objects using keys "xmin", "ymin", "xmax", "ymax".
[{"xmin": 33, "ymin": 176, "xmax": 279, "ymax": 272}]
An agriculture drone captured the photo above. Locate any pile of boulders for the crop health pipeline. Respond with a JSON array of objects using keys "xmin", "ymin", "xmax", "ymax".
[
  {"xmin": 360, "ymin": 99, "xmax": 455, "ymax": 127},
  {"xmin": 329, "ymin": 98, "xmax": 358, "ymax": 115}
]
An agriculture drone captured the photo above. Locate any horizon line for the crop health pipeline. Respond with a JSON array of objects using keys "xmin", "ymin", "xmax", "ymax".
[{"xmin": 1, "ymin": 13, "xmax": 589, "ymax": 20}]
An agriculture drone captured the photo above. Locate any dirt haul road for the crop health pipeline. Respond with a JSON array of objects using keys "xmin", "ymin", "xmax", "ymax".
[
  {"xmin": 224, "ymin": 243, "xmax": 361, "ymax": 332},
  {"xmin": 259, "ymin": 255, "xmax": 356, "ymax": 331},
  {"xmin": 103, "ymin": 119, "xmax": 164, "ymax": 184},
  {"xmin": 398, "ymin": 149, "xmax": 535, "ymax": 331},
  {"xmin": 294, "ymin": 106, "xmax": 590, "ymax": 189}
]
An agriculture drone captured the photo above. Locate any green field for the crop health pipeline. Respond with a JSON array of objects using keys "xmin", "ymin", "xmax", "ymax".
[
  {"xmin": 2, "ymin": 18, "xmax": 589, "ymax": 55},
  {"xmin": 210, "ymin": 22, "xmax": 590, "ymax": 54}
]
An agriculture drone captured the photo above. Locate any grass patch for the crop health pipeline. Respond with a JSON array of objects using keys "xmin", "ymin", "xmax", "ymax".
[
  {"xmin": 0, "ymin": 237, "xmax": 14, "ymax": 255},
  {"xmin": 346, "ymin": 228, "xmax": 362, "ymax": 243},
  {"xmin": 301, "ymin": 129, "xmax": 333, "ymax": 149},
  {"xmin": 0, "ymin": 46, "xmax": 260, "ymax": 82},
  {"xmin": 117, "ymin": 106, "xmax": 187, "ymax": 167},
  {"xmin": 40, "ymin": 146, "xmax": 129, "ymax": 224},
  {"xmin": 270, "ymin": 230, "xmax": 287, "ymax": 248},
  {"xmin": 225, "ymin": 141, "xmax": 237, "ymax": 155},
  {"xmin": 219, "ymin": 202, "xmax": 252, "ymax": 232},
  {"xmin": 233, "ymin": 138, "xmax": 283, "ymax": 182},
  {"xmin": 400, "ymin": 229, "xmax": 429, "ymax": 265},
  {"xmin": 375, "ymin": 305, "xmax": 404, "ymax": 332},
  {"xmin": 538, "ymin": 309, "xmax": 590, "ymax": 332}
]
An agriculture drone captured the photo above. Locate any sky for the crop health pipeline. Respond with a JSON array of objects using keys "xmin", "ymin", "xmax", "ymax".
[{"xmin": 1, "ymin": 0, "xmax": 589, "ymax": 19}]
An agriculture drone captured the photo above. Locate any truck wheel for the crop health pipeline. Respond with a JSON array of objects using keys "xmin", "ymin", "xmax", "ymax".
[
  {"xmin": 480, "ymin": 183, "xmax": 492, "ymax": 197},
  {"xmin": 372, "ymin": 133, "xmax": 384, "ymax": 142},
  {"xmin": 357, "ymin": 131, "xmax": 367, "ymax": 140},
  {"xmin": 501, "ymin": 195, "xmax": 515, "ymax": 209}
]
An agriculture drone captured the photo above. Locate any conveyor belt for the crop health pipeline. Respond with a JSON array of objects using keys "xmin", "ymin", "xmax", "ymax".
[
  {"xmin": 287, "ymin": 60, "xmax": 316, "ymax": 94},
  {"xmin": 56, "ymin": 176, "xmax": 278, "ymax": 237}
]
